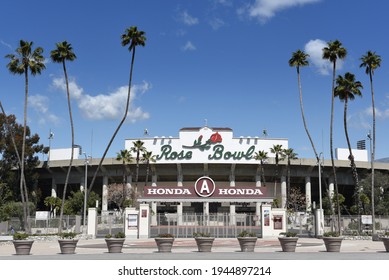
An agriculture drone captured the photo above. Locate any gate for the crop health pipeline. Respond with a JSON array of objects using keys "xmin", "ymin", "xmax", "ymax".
[
  {"xmin": 150, "ymin": 213, "xmax": 261, "ymax": 238},
  {"xmin": 96, "ymin": 211, "xmax": 124, "ymax": 238}
]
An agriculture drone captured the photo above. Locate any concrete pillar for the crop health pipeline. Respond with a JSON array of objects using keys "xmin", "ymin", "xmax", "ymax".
[
  {"xmin": 151, "ymin": 202, "xmax": 157, "ymax": 226},
  {"xmin": 203, "ymin": 202, "xmax": 209, "ymax": 226},
  {"xmin": 138, "ymin": 204, "xmax": 149, "ymax": 239},
  {"xmin": 102, "ymin": 176, "xmax": 108, "ymax": 211},
  {"xmin": 281, "ymin": 175, "xmax": 287, "ymax": 208},
  {"xmin": 255, "ymin": 202, "xmax": 261, "ymax": 226},
  {"xmin": 229, "ymin": 174, "xmax": 235, "ymax": 187},
  {"xmin": 126, "ymin": 175, "xmax": 132, "ymax": 200},
  {"xmin": 51, "ymin": 179, "xmax": 57, "ymax": 217},
  {"xmin": 329, "ymin": 177, "xmax": 334, "ymax": 199},
  {"xmin": 87, "ymin": 208, "xmax": 97, "ymax": 238},
  {"xmin": 229, "ymin": 204, "xmax": 236, "ymax": 225},
  {"xmin": 305, "ymin": 176, "xmax": 312, "ymax": 212},
  {"xmin": 177, "ymin": 202, "xmax": 183, "ymax": 225},
  {"xmin": 255, "ymin": 175, "xmax": 262, "ymax": 187},
  {"xmin": 125, "ymin": 207, "xmax": 139, "ymax": 239},
  {"xmin": 151, "ymin": 174, "xmax": 157, "ymax": 187}
]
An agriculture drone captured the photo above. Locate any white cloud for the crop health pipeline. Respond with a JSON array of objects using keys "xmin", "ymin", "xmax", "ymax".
[
  {"xmin": 304, "ymin": 39, "xmax": 345, "ymax": 76},
  {"xmin": 0, "ymin": 39, "xmax": 12, "ymax": 50},
  {"xmin": 209, "ymin": 18, "xmax": 225, "ymax": 30},
  {"xmin": 245, "ymin": 0, "xmax": 320, "ymax": 23},
  {"xmin": 182, "ymin": 41, "xmax": 196, "ymax": 51},
  {"xmin": 179, "ymin": 11, "xmax": 199, "ymax": 26},
  {"xmin": 52, "ymin": 78, "xmax": 151, "ymax": 122},
  {"xmin": 29, "ymin": 95, "xmax": 60, "ymax": 125}
]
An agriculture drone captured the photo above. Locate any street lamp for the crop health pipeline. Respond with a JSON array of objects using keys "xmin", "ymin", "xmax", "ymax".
[
  {"xmin": 83, "ymin": 153, "xmax": 91, "ymax": 234},
  {"xmin": 317, "ymin": 152, "xmax": 324, "ymax": 236},
  {"xmin": 48, "ymin": 130, "xmax": 54, "ymax": 166},
  {"xmin": 367, "ymin": 131, "xmax": 377, "ymax": 239}
]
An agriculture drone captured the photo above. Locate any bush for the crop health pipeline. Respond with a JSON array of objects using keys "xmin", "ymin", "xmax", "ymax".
[
  {"xmin": 280, "ymin": 231, "xmax": 297, "ymax": 237},
  {"xmin": 13, "ymin": 232, "xmax": 29, "ymax": 240},
  {"xmin": 59, "ymin": 232, "xmax": 77, "ymax": 239},
  {"xmin": 115, "ymin": 232, "xmax": 125, "ymax": 238},
  {"xmin": 323, "ymin": 231, "xmax": 340, "ymax": 237},
  {"xmin": 193, "ymin": 232, "xmax": 211, "ymax": 238},
  {"xmin": 238, "ymin": 230, "xmax": 256, "ymax": 237},
  {"xmin": 157, "ymin": 233, "xmax": 174, "ymax": 238}
]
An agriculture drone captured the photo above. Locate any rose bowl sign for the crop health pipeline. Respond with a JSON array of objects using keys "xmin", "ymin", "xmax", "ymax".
[{"xmin": 143, "ymin": 176, "xmax": 267, "ymax": 200}]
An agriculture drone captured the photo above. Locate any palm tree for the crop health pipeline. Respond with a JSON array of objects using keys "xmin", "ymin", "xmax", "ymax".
[
  {"xmin": 322, "ymin": 39, "xmax": 347, "ymax": 233},
  {"xmin": 131, "ymin": 140, "xmax": 146, "ymax": 193},
  {"xmin": 5, "ymin": 40, "xmax": 45, "ymax": 231},
  {"xmin": 116, "ymin": 149, "xmax": 133, "ymax": 209},
  {"xmin": 360, "ymin": 50, "xmax": 382, "ymax": 236},
  {"xmin": 289, "ymin": 50, "xmax": 319, "ymax": 162},
  {"xmin": 50, "ymin": 41, "xmax": 76, "ymax": 232},
  {"xmin": 87, "ymin": 26, "xmax": 146, "ymax": 198},
  {"xmin": 334, "ymin": 72, "xmax": 363, "ymax": 224},
  {"xmin": 254, "ymin": 150, "xmax": 268, "ymax": 186},
  {"xmin": 283, "ymin": 148, "xmax": 298, "ymax": 210},
  {"xmin": 142, "ymin": 151, "xmax": 156, "ymax": 186}
]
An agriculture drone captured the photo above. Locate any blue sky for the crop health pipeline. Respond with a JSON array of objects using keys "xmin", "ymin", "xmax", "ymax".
[{"xmin": 1, "ymin": 0, "xmax": 388, "ymax": 161}]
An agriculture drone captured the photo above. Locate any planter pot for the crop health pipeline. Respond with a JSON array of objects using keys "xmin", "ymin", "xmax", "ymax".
[
  {"xmin": 13, "ymin": 240, "xmax": 34, "ymax": 255},
  {"xmin": 237, "ymin": 237, "xmax": 257, "ymax": 252},
  {"xmin": 58, "ymin": 239, "xmax": 79, "ymax": 254},
  {"xmin": 154, "ymin": 237, "xmax": 174, "ymax": 253},
  {"xmin": 323, "ymin": 237, "xmax": 343, "ymax": 252},
  {"xmin": 381, "ymin": 236, "xmax": 389, "ymax": 252},
  {"xmin": 278, "ymin": 237, "xmax": 299, "ymax": 252},
  {"xmin": 105, "ymin": 238, "xmax": 125, "ymax": 253},
  {"xmin": 195, "ymin": 237, "xmax": 215, "ymax": 252}
]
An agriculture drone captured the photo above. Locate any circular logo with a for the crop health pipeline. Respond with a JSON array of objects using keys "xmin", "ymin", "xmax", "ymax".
[{"xmin": 194, "ymin": 176, "xmax": 216, "ymax": 197}]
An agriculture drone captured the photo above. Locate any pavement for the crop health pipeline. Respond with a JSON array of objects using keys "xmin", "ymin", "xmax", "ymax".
[{"xmin": 1, "ymin": 237, "xmax": 389, "ymax": 260}]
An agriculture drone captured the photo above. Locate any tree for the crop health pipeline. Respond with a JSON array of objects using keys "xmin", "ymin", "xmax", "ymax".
[
  {"xmin": 360, "ymin": 50, "xmax": 382, "ymax": 235},
  {"xmin": 131, "ymin": 140, "xmax": 146, "ymax": 193},
  {"xmin": 322, "ymin": 39, "xmax": 347, "ymax": 233},
  {"xmin": 142, "ymin": 151, "xmax": 156, "ymax": 186},
  {"xmin": 289, "ymin": 50, "xmax": 319, "ymax": 161},
  {"xmin": 63, "ymin": 190, "xmax": 100, "ymax": 216},
  {"xmin": 87, "ymin": 26, "xmax": 146, "ymax": 199},
  {"xmin": 5, "ymin": 40, "xmax": 45, "ymax": 231},
  {"xmin": 254, "ymin": 150, "xmax": 268, "ymax": 186},
  {"xmin": 106, "ymin": 183, "xmax": 129, "ymax": 212},
  {"xmin": 334, "ymin": 72, "xmax": 363, "ymax": 220},
  {"xmin": 270, "ymin": 144, "xmax": 284, "ymax": 198},
  {"xmin": 283, "ymin": 148, "xmax": 298, "ymax": 209},
  {"xmin": 116, "ymin": 149, "xmax": 133, "ymax": 208},
  {"xmin": 50, "ymin": 41, "xmax": 77, "ymax": 233}
]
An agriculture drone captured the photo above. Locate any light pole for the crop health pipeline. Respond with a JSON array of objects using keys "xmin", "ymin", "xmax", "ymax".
[
  {"xmin": 48, "ymin": 130, "xmax": 54, "ymax": 166},
  {"xmin": 83, "ymin": 153, "xmax": 90, "ymax": 234},
  {"xmin": 317, "ymin": 152, "xmax": 324, "ymax": 236},
  {"xmin": 367, "ymin": 131, "xmax": 377, "ymax": 239}
]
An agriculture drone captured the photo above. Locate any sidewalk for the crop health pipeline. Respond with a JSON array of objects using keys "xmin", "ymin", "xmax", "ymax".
[{"xmin": 1, "ymin": 237, "xmax": 387, "ymax": 256}]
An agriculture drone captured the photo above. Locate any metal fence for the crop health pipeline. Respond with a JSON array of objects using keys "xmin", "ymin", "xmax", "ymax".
[
  {"xmin": 150, "ymin": 213, "xmax": 260, "ymax": 238},
  {"xmin": 96, "ymin": 211, "xmax": 125, "ymax": 238}
]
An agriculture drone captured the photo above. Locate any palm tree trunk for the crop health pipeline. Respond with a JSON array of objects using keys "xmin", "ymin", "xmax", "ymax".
[
  {"xmin": 343, "ymin": 98, "xmax": 360, "ymax": 224},
  {"xmin": 330, "ymin": 62, "xmax": 341, "ymax": 233},
  {"xmin": 145, "ymin": 160, "xmax": 150, "ymax": 186},
  {"xmin": 58, "ymin": 61, "xmax": 74, "ymax": 234},
  {"xmin": 87, "ymin": 48, "xmax": 137, "ymax": 198},
  {"xmin": 370, "ymin": 71, "xmax": 376, "ymax": 235}
]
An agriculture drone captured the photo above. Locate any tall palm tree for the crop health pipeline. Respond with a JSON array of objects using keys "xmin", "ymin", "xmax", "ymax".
[
  {"xmin": 360, "ymin": 50, "xmax": 381, "ymax": 236},
  {"xmin": 87, "ymin": 26, "xmax": 146, "ymax": 198},
  {"xmin": 131, "ymin": 140, "xmax": 146, "ymax": 193},
  {"xmin": 50, "ymin": 41, "xmax": 76, "ymax": 232},
  {"xmin": 254, "ymin": 150, "xmax": 268, "ymax": 186},
  {"xmin": 289, "ymin": 50, "xmax": 319, "ymax": 162},
  {"xmin": 322, "ymin": 39, "xmax": 347, "ymax": 233},
  {"xmin": 270, "ymin": 144, "xmax": 284, "ymax": 201},
  {"xmin": 142, "ymin": 151, "xmax": 156, "ymax": 186},
  {"xmin": 283, "ymin": 148, "xmax": 298, "ymax": 210},
  {"xmin": 5, "ymin": 40, "xmax": 45, "ymax": 231},
  {"xmin": 116, "ymin": 149, "xmax": 133, "ymax": 209},
  {"xmin": 334, "ymin": 72, "xmax": 363, "ymax": 222}
]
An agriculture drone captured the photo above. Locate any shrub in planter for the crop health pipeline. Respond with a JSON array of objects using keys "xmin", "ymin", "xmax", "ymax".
[
  {"xmin": 278, "ymin": 232, "xmax": 298, "ymax": 252},
  {"xmin": 105, "ymin": 232, "xmax": 126, "ymax": 253},
  {"xmin": 322, "ymin": 231, "xmax": 343, "ymax": 252},
  {"xmin": 13, "ymin": 232, "xmax": 34, "ymax": 255},
  {"xmin": 193, "ymin": 232, "xmax": 215, "ymax": 252},
  {"xmin": 58, "ymin": 232, "xmax": 79, "ymax": 254},
  {"xmin": 154, "ymin": 233, "xmax": 175, "ymax": 253},
  {"xmin": 237, "ymin": 231, "xmax": 257, "ymax": 252}
]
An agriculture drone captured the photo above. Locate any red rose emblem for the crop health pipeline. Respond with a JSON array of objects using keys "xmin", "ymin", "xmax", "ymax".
[{"xmin": 210, "ymin": 132, "xmax": 222, "ymax": 143}]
